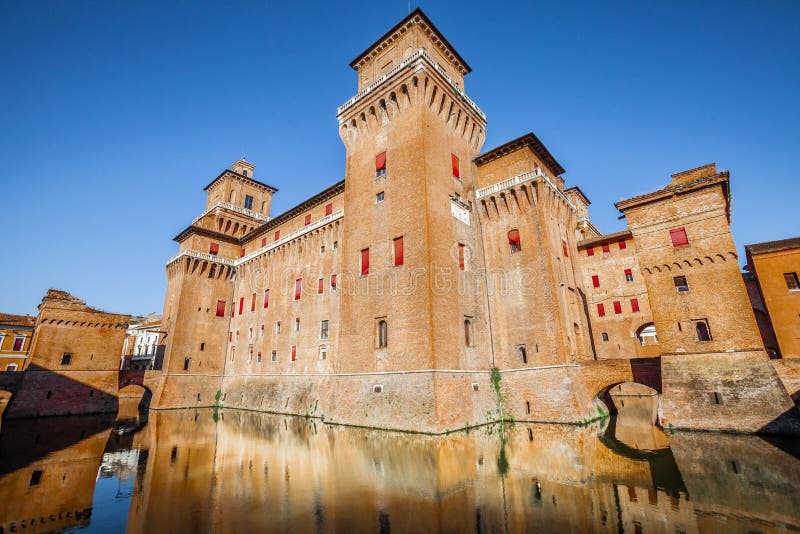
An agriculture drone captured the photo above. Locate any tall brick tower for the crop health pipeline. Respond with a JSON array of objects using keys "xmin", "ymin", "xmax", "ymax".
[
  {"xmin": 158, "ymin": 161, "xmax": 276, "ymax": 407},
  {"xmin": 336, "ymin": 9, "xmax": 489, "ymax": 373}
]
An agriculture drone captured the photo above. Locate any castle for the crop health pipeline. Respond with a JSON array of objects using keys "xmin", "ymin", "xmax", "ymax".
[{"xmin": 3, "ymin": 9, "xmax": 797, "ymax": 434}]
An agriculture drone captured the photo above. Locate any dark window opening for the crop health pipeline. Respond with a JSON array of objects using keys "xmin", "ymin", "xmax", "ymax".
[
  {"xmin": 785, "ymin": 272, "xmax": 800, "ymax": 291},
  {"xmin": 695, "ymin": 320, "xmax": 712, "ymax": 341},
  {"xmin": 673, "ymin": 275, "xmax": 689, "ymax": 292},
  {"xmin": 377, "ymin": 320, "xmax": 388, "ymax": 348},
  {"xmin": 184, "ymin": 358, "xmax": 191, "ymax": 371},
  {"xmin": 244, "ymin": 195, "xmax": 254, "ymax": 210},
  {"xmin": 518, "ymin": 345, "xmax": 527, "ymax": 364},
  {"xmin": 601, "ymin": 332, "xmax": 609, "ymax": 342},
  {"xmin": 61, "ymin": 352, "xmax": 72, "ymax": 365},
  {"xmin": 29, "ymin": 470, "xmax": 43, "ymax": 486}
]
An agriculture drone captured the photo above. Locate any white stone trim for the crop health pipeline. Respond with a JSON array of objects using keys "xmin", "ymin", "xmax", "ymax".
[
  {"xmin": 475, "ymin": 168, "xmax": 576, "ymax": 210},
  {"xmin": 191, "ymin": 200, "xmax": 270, "ymax": 226}
]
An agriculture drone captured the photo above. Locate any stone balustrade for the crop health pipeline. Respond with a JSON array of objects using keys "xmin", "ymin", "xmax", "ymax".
[
  {"xmin": 337, "ymin": 47, "xmax": 485, "ymax": 121},
  {"xmin": 192, "ymin": 200, "xmax": 270, "ymax": 226},
  {"xmin": 475, "ymin": 168, "xmax": 576, "ymax": 211}
]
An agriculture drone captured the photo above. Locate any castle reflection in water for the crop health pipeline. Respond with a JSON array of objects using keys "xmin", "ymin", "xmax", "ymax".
[{"xmin": 0, "ymin": 404, "xmax": 798, "ymax": 533}]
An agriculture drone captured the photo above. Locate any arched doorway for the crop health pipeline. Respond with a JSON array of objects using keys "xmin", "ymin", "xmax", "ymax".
[
  {"xmin": 118, "ymin": 384, "xmax": 152, "ymax": 417},
  {"xmin": 597, "ymin": 382, "xmax": 667, "ymax": 451},
  {"xmin": 635, "ymin": 323, "xmax": 660, "ymax": 357}
]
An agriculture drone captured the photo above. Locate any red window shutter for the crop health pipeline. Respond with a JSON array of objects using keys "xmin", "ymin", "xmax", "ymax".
[
  {"xmin": 231, "ymin": 302, "xmax": 235, "ymax": 317},
  {"xmin": 261, "ymin": 237, "xmax": 266, "ymax": 247},
  {"xmin": 587, "ymin": 247, "xmax": 594, "ymax": 257},
  {"xmin": 592, "ymin": 275, "xmax": 600, "ymax": 288},
  {"xmin": 613, "ymin": 301, "xmax": 622, "ymax": 314},
  {"xmin": 331, "ymin": 274, "xmax": 337, "ymax": 288},
  {"xmin": 451, "ymin": 154, "xmax": 460, "ymax": 179},
  {"xmin": 602, "ymin": 244, "xmax": 610, "ymax": 253},
  {"xmin": 229, "ymin": 332, "xmax": 233, "ymax": 342},
  {"xmin": 304, "ymin": 214, "xmax": 311, "ymax": 226},
  {"xmin": 251, "ymin": 293, "xmax": 256, "ymax": 312},
  {"xmin": 291, "ymin": 345, "xmax": 297, "ymax": 362},
  {"xmin": 361, "ymin": 248, "xmax": 370, "ymax": 275},
  {"xmin": 294, "ymin": 278, "xmax": 302, "ymax": 300},
  {"xmin": 264, "ymin": 289, "xmax": 270, "ymax": 308},
  {"xmin": 394, "ymin": 237, "xmax": 404, "ymax": 266},
  {"xmin": 670, "ymin": 228, "xmax": 689, "ymax": 247},
  {"xmin": 216, "ymin": 300, "xmax": 226, "ymax": 317},
  {"xmin": 508, "ymin": 230, "xmax": 520, "ymax": 245},
  {"xmin": 240, "ymin": 248, "xmax": 246, "ymax": 258},
  {"xmin": 274, "ymin": 230, "xmax": 280, "ymax": 241},
  {"xmin": 631, "ymin": 298, "xmax": 640, "ymax": 312},
  {"xmin": 597, "ymin": 303, "xmax": 605, "ymax": 317},
  {"xmin": 318, "ymin": 278, "xmax": 324, "ymax": 294},
  {"xmin": 325, "ymin": 203, "xmax": 333, "ymax": 216},
  {"xmin": 618, "ymin": 239, "xmax": 627, "ymax": 250},
  {"xmin": 376, "ymin": 151, "xmax": 386, "ymax": 173},
  {"xmin": 562, "ymin": 239, "xmax": 569, "ymax": 257},
  {"xmin": 209, "ymin": 243, "xmax": 219, "ymax": 254},
  {"xmin": 13, "ymin": 338, "xmax": 23, "ymax": 351},
  {"xmin": 624, "ymin": 268, "xmax": 632, "ymax": 279},
  {"xmin": 458, "ymin": 244, "xmax": 465, "ymax": 271},
  {"xmin": 239, "ymin": 297, "xmax": 244, "ymax": 315}
]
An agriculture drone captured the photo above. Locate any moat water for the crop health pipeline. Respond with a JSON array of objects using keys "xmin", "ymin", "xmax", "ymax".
[{"xmin": 0, "ymin": 403, "xmax": 799, "ymax": 533}]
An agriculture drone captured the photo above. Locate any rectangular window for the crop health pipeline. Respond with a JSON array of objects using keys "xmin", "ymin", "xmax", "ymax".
[
  {"xmin": 670, "ymin": 227, "xmax": 689, "ymax": 247},
  {"xmin": 451, "ymin": 154, "xmax": 460, "ymax": 179},
  {"xmin": 601, "ymin": 332, "xmax": 609, "ymax": 342},
  {"xmin": 361, "ymin": 248, "xmax": 370, "ymax": 276},
  {"xmin": 260, "ymin": 325, "xmax": 264, "ymax": 339},
  {"xmin": 784, "ymin": 272, "xmax": 800, "ymax": 291},
  {"xmin": 291, "ymin": 345, "xmax": 297, "ymax": 362},
  {"xmin": 592, "ymin": 275, "xmax": 600, "ymax": 288},
  {"xmin": 274, "ymin": 230, "xmax": 280, "ymax": 241},
  {"xmin": 216, "ymin": 300, "xmax": 226, "ymax": 317},
  {"xmin": 376, "ymin": 151, "xmax": 386, "ymax": 177},
  {"xmin": 294, "ymin": 278, "xmax": 302, "ymax": 300},
  {"xmin": 244, "ymin": 195, "xmax": 254, "ymax": 210},
  {"xmin": 320, "ymin": 320, "xmax": 329, "ymax": 340},
  {"xmin": 240, "ymin": 248, "xmax": 246, "ymax": 258},
  {"xmin": 674, "ymin": 275, "xmax": 689, "ymax": 292},
  {"xmin": 376, "ymin": 191, "xmax": 384, "ymax": 203},
  {"xmin": 602, "ymin": 244, "xmax": 610, "ymax": 253},
  {"xmin": 239, "ymin": 297, "xmax": 244, "ymax": 315},
  {"xmin": 12, "ymin": 336, "xmax": 24, "ymax": 352},
  {"xmin": 618, "ymin": 239, "xmax": 627, "ymax": 250},
  {"xmin": 318, "ymin": 278, "xmax": 324, "ymax": 294},
  {"xmin": 261, "ymin": 237, "xmax": 267, "ymax": 247},
  {"xmin": 325, "ymin": 203, "xmax": 333, "ymax": 216},
  {"xmin": 271, "ymin": 350, "xmax": 277, "ymax": 362},
  {"xmin": 587, "ymin": 247, "xmax": 594, "ymax": 257},
  {"xmin": 597, "ymin": 303, "xmax": 605, "ymax": 317},
  {"xmin": 393, "ymin": 236, "xmax": 404, "ymax": 266},
  {"xmin": 257, "ymin": 352, "xmax": 262, "ymax": 363},
  {"xmin": 61, "ymin": 352, "xmax": 72, "ymax": 365},
  {"xmin": 458, "ymin": 243, "xmax": 466, "ymax": 271},
  {"xmin": 331, "ymin": 274, "xmax": 337, "ymax": 289},
  {"xmin": 613, "ymin": 301, "xmax": 622, "ymax": 314},
  {"xmin": 304, "ymin": 214, "xmax": 311, "ymax": 226},
  {"xmin": 562, "ymin": 239, "xmax": 569, "ymax": 257},
  {"xmin": 251, "ymin": 293, "xmax": 256, "ymax": 312},
  {"xmin": 631, "ymin": 298, "xmax": 640, "ymax": 312},
  {"xmin": 276, "ymin": 321, "xmax": 282, "ymax": 334},
  {"xmin": 508, "ymin": 230, "xmax": 521, "ymax": 253},
  {"xmin": 294, "ymin": 318, "xmax": 300, "ymax": 332},
  {"xmin": 264, "ymin": 289, "xmax": 270, "ymax": 308},
  {"xmin": 209, "ymin": 243, "xmax": 219, "ymax": 255},
  {"xmin": 624, "ymin": 268, "xmax": 633, "ymax": 282}
]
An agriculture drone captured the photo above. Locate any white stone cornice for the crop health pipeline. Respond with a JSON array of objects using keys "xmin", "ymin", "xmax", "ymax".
[{"xmin": 166, "ymin": 209, "xmax": 344, "ymax": 268}]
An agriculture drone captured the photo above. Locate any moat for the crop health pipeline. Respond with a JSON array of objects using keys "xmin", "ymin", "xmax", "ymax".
[{"xmin": 1, "ymin": 404, "xmax": 799, "ymax": 533}]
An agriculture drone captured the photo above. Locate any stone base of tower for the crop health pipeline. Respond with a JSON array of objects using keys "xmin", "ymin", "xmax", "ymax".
[
  {"xmin": 659, "ymin": 351, "xmax": 800, "ymax": 435},
  {"xmin": 205, "ymin": 366, "xmax": 603, "ymax": 434},
  {"xmin": 151, "ymin": 374, "xmax": 225, "ymax": 410},
  {"xmin": 4, "ymin": 368, "xmax": 120, "ymax": 419}
]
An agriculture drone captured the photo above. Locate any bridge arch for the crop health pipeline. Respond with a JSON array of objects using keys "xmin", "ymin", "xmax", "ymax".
[{"xmin": 118, "ymin": 382, "xmax": 153, "ymax": 413}]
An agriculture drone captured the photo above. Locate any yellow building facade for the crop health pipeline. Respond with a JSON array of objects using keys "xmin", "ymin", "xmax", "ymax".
[{"xmin": 0, "ymin": 313, "xmax": 35, "ymax": 371}]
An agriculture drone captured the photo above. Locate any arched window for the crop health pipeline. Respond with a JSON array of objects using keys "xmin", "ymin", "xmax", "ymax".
[
  {"xmin": 229, "ymin": 190, "xmax": 236, "ymax": 203},
  {"xmin": 377, "ymin": 320, "xmax": 388, "ymax": 348},
  {"xmin": 508, "ymin": 229, "xmax": 521, "ymax": 253},
  {"xmin": 319, "ymin": 346, "xmax": 327, "ymax": 360},
  {"xmin": 695, "ymin": 320, "xmax": 712, "ymax": 342},
  {"xmin": 464, "ymin": 317, "xmax": 474, "ymax": 347},
  {"xmin": 637, "ymin": 324, "xmax": 658, "ymax": 346}
]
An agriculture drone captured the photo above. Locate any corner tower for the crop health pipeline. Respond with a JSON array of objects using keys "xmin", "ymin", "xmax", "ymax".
[{"xmin": 337, "ymin": 9, "xmax": 488, "ymax": 373}]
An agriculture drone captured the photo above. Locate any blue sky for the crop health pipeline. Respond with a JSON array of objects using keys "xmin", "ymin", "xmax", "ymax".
[{"xmin": 1, "ymin": 1, "xmax": 798, "ymax": 316}]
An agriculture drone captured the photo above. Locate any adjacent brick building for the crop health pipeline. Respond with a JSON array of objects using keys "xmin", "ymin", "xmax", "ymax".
[{"xmin": 0, "ymin": 313, "xmax": 35, "ymax": 371}]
